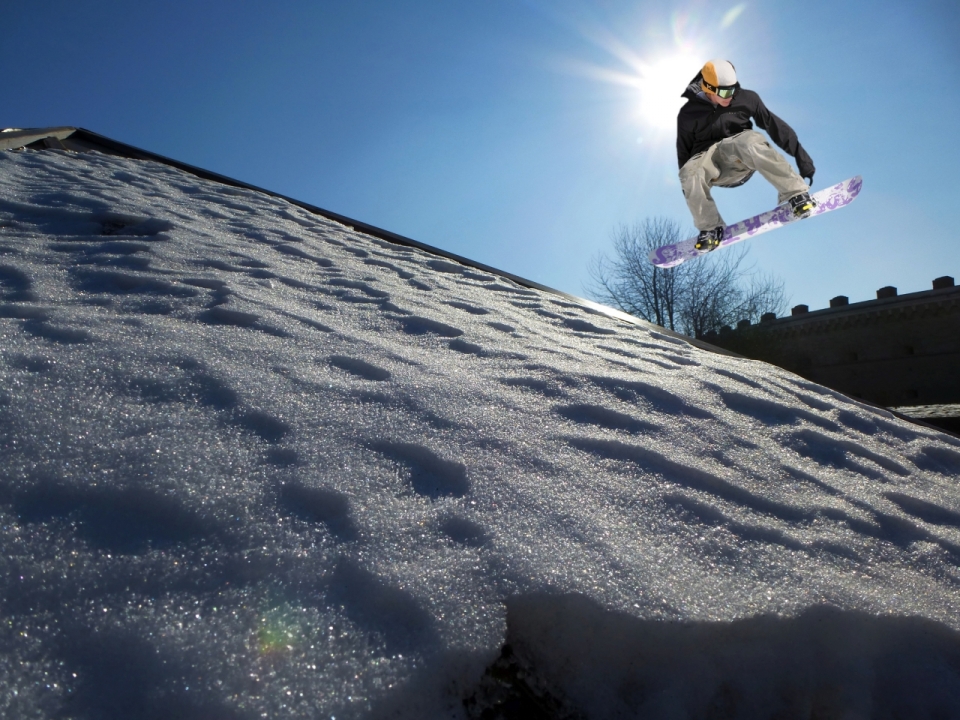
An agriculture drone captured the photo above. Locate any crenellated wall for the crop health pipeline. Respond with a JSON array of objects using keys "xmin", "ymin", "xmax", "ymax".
[{"xmin": 704, "ymin": 277, "xmax": 960, "ymax": 414}]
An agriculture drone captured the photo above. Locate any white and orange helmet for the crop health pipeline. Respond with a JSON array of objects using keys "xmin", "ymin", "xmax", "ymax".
[{"xmin": 700, "ymin": 59, "xmax": 738, "ymax": 99}]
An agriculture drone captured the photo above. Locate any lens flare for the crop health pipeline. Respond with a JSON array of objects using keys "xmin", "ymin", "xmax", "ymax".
[
  {"xmin": 257, "ymin": 603, "xmax": 302, "ymax": 655},
  {"xmin": 721, "ymin": 4, "xmax": 748, "ymax": 30}
]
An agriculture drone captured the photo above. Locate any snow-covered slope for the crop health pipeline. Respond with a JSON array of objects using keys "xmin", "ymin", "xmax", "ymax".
[{"xmin": 2, "ymin": 148, "xmax": 959, "ymax": 719}]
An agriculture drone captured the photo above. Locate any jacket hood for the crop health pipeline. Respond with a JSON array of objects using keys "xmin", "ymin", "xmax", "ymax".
[{"xmin": 682, "ymin": 73, "xmax": 706, "ymax": 100}]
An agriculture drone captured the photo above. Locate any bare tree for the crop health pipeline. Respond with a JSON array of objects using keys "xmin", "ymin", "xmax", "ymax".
[
  {"xmin": 587, "ymin": 218, "xmax": 787, "ymax": 338},
  {"xmin": 587, "ymin": 218, "xmax": 682, "ymax": 330}
]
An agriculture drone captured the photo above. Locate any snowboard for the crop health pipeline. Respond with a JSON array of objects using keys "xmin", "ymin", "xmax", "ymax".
[{"xmin": 649, "ymin": 176, "xmax": 862, "ymax": 268}]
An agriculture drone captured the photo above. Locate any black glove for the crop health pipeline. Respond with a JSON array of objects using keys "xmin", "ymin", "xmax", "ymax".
[{"xmin": 797, "ymin": 160, "xmax": 815, "ymax": 187}]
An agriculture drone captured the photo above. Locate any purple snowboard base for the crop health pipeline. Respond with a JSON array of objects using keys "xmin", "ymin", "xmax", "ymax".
[{"xmin": 649, "ymin": 176, "xmax": 863, "ymax": 269}]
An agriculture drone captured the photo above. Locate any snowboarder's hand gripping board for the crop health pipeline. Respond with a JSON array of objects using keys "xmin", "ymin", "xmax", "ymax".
[{"xmin": 649, "ymin": 176, "xmax": 862, "ymax": 269}]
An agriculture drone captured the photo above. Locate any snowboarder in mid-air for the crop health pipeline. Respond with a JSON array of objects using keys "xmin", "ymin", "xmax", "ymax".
[{"xmin": 677, "ymin": 59, "xmax": 817, "ymax": 252}]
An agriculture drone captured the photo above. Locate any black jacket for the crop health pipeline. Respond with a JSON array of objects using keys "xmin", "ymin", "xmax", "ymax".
[{"xmin": 676, "ymin": 76, "xmax": 815, "ymax": 179}]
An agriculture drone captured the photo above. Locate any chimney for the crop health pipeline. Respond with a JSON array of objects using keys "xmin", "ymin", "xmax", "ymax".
[
  {"xmin": 876, "ymin": 286, "xmax": 897, "ymax": 299},
  {"xmin": 791, "ymin": 304, "xmax": 809, "ymax": 315},
  {"xmin": 830, "ymin": 296, "xmax": 849, "ymax": 307},
  {"xmin": 933, "ymin": 276, "xmax": 955, "ymax": 290}
]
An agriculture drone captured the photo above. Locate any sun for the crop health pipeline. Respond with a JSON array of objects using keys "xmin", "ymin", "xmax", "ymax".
[
  {"xmin": 635, "ymin": 51, "xmax": 704, "ymax": 133},
  {"xmin": 539, "ymin": 4, "xmax": 755, "ymax": 142}
]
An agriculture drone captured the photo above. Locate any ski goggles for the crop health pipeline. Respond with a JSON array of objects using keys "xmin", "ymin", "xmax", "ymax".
[{"xmin": 702, "ymin": 81, "xmax": 737, "ymax": 99}]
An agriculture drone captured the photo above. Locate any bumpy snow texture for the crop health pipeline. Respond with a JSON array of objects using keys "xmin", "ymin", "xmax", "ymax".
[{"xmin": 2, "ymin": 148, "xmax": 960, "ymax": 720}]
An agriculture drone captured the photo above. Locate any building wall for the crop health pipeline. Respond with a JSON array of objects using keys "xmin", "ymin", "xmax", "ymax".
[{"xmin": 705, "ymin": 278, "xmax": 960, "ymax": 408}]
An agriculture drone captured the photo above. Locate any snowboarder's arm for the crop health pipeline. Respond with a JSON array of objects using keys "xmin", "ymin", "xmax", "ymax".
[{"xmin": 752, "ymin": 95, "xmax": 815, "ymax": 183}]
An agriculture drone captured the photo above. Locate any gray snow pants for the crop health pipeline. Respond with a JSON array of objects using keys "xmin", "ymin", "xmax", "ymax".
[{"xmin": 679, "ymin": 130, "xmax": 808, "ymax": 231}]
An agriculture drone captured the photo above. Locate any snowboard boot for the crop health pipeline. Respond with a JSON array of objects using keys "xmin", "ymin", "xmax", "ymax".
[
  {"xmin": 695, "ymin": 226, "xmax": 724, "ymax": 252},
  {"xmin": 788, "ymin": 191, "xmax": 817, "ymax": 219}
]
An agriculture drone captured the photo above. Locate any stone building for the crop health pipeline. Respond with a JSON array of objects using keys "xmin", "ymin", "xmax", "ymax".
[{"xmin": 704, "ymin": 277, "xmax": 960, "ymax": 433}]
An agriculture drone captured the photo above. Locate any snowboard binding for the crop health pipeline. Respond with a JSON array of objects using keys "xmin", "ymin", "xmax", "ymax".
[
  {"xmin": 789, "ymin": 191, "xmax": 817, "ymax": 219},
  {"xmin": 695, "ymin": 226, "xmax": 724, "ymax": 252}
]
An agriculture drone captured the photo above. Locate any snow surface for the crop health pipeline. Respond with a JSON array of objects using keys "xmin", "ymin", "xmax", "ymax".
[{"xmin": 1, "ymin": 147, "xmax": 960, "ymax": 719}]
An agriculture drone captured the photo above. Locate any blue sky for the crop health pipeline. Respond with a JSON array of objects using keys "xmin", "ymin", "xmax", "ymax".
[{"xmin": 4, "ymin": 0, "xmax": 959, "ymax": 314}]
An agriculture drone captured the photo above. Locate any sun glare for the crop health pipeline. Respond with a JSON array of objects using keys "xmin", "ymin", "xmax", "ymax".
[
  {"xmin": 635, "ymin": 51, "xmax": 704, "ymax": 133},
  {"xmin": 549, "ymin": 4, "xmax": 754, "ymax": 143}
]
